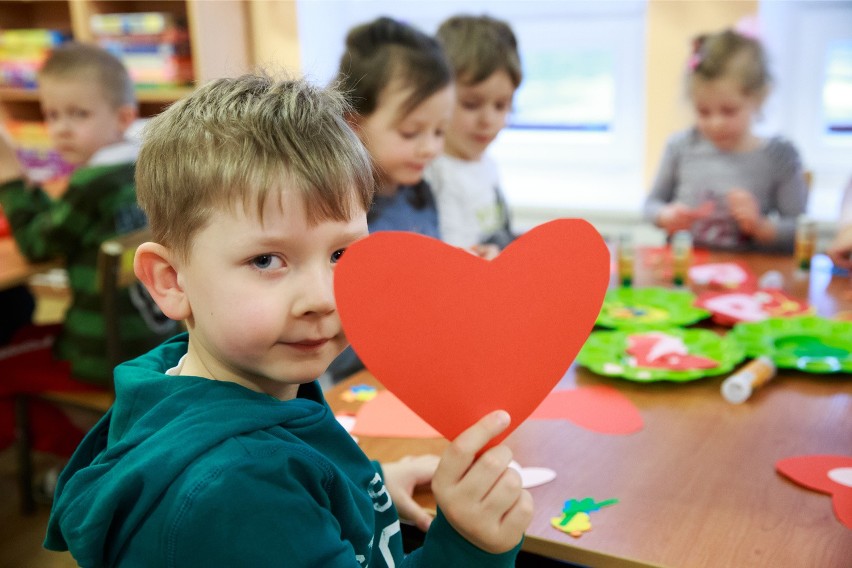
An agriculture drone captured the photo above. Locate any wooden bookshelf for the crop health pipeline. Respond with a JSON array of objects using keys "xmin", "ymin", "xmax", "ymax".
[{"xmin": 0, "ymin": 0, "xmax": 258, "ymax": 120}]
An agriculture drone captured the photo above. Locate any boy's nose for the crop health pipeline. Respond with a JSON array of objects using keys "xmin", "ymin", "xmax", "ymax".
[
  {"xmin": 49, "ymin": 118, "xmax": 72, "ymax": 136},
  {"xmin": 292, "ymin": 268, "xmax": 336, "ymax": 316},
  {"xmin": 421, "ymin": 134, "xmax": 443, "ymax": 159},
  {"xmin": 479, "ymin": 107, "xmax": 500, "ymax": 128}
]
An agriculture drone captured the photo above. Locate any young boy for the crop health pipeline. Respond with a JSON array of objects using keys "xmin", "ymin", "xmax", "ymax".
[
  {"xmin": 44, "ymin": 75, "xmax": 531, "ymax": 566},
  {"xmin": 424, "ymin": 15, "xmax": 522, "ymax": 251},
  {"xmin": 0, "ymin": 43, "xmax": 176, "ymax": 454}
]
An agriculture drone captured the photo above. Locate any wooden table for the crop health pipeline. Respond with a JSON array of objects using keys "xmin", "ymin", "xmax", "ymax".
[
  {"xmin": 0, "ymin": 237, "xmax": 60, "ymax": 291},
  {"xmin": 327, "ymin": 250, "xmax": 852, "ymax": 568}
]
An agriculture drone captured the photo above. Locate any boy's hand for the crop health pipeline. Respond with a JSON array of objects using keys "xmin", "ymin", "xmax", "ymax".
[
  {"xmin": 431, "ymin": 410, "xmax": 533, "ymax": 554},
  {"xmin": 0, "ymin": 124, "xmax": 23, "ymax": 185},
  {"xmin": 382, "ymin": 454, "xmax": 440, "ymax": 532}
]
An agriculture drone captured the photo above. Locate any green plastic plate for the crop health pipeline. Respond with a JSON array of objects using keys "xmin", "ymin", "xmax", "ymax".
[
  {"xmin": 578, "ymin": 327, "xmax": 745, "ymax": 382},
  {"xmin": 730, "ymin": 316, "xmax": 852, "ymax": 373},
  {"xmin": 596, "ymin": 287, "xmax": 710, "ymax": 330}
]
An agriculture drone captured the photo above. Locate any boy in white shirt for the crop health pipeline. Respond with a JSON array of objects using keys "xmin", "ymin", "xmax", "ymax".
[{"xmin": 425, "ymin": 15, "xmax": 522, "ymax": 252}]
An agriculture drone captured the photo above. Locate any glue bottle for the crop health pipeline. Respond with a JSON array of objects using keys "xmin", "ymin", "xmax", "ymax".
[
  {"xmin": 671, "ymin": 230, "xmax": 693, "ymax": 287},
  {"xmin": 721, "ymin": 356, "xmax": 777, "ymax": 404},
  {"xmin": 794, "ymin": 215, "xmax": 817, "ymax": 271},
  {"xmin": 617, "ymin": 233, "xmax": 634, "ymax": 287}
]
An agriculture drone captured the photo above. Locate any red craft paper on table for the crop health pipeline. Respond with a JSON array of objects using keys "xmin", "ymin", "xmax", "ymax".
[
  {"xmin": 351, "ymin": 386, "xmax": 643, "ymax": 437},
  {"xmin": 776, "ymin": 455, "xmax": 852, "ymax": 529},
  {"xmin": 696, "ymin": 289, "xmax": 813, "ymax": 326},
  {"xmin": 335, "ymin": 219, "xmax": 610, "ymax": 448},
  {"xmin": 351, "ymin": 390, "xmax": 441, "ymax": 438},
  {"xmin": 626, "ymin": 332, "xmax": 719, "ymax": 370},
  {"xmin": 530, "ymin": 387, "xmax": 643, "ymax": 434}
]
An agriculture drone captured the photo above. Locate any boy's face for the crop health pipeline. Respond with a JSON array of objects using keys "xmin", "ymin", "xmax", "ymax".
[
  {"xmin": 355, "ymin": 82, "xmax": 454, "ymax": 192},
  {"xmin": 39, "ymin": 76, "xmax": 133, "ymax": 165},
  {"xmin": 176, "ymin": 188, "xmax": 368, "ymax": 400},
  {"xmin": 444, "ymin": 70, "xmax": 516, "ymax": 161}
]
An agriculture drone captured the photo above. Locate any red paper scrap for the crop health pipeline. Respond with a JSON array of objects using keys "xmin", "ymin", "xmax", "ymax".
[
  {"xmin": 530, "ymin": 386, "xmax": 643, "ymax": 434},
  {"xmin": 351, "ymin": 390, "xmax": 441, "ymax": 439}
]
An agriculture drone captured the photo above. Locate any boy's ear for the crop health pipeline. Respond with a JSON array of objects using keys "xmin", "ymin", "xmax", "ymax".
[
  {"xmin": 116, "ymin": 104, "xmax": 138, "ymax": 133},
  {"xmin": 134, "ymin": 242, "xmax": 191, "ymax": 321}
]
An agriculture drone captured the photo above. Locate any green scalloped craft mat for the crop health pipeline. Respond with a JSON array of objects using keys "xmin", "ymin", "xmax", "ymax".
[
  {"xmin": 578, "ymin": 327, "xmax": 745, "ymax": 382},
  {"xmin": 730, "ymin": 316, "xmax": 852, "ymax": 373},
  {"xmin": 595, "ymin": 287, "xmax": 710, "ymax": 330}
]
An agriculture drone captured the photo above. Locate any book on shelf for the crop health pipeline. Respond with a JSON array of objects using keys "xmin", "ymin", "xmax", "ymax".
[
  {"xmin": 90, "ymin": 12, "xmax": 193, "ymax": 88},
  {"xmin": 0, "ymin": 29, "xmax": 68, "ymax": 89},
  {"xmin": 4, "ymin": 120, "xmax": 74, "ymax": 185}
]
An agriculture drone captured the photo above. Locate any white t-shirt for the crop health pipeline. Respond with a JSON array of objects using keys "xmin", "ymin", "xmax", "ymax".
[{"xmin": 424, "ymin": 154, "xmax": 507, "ymax": 248}]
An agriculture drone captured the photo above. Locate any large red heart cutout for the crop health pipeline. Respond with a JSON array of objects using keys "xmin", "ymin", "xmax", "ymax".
[{"xmin": 334, "ymin": 219, "xmax": 610, "ymax": 446}]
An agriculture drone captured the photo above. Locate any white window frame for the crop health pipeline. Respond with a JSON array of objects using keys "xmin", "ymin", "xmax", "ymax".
[{"xmin": 760, "ymin": 0, "xmax": 852, "ymax": 221}]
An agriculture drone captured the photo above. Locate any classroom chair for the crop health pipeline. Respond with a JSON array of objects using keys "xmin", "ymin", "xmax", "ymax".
[{"xmin": 14, "ymin": 228, "xmax": 152, "ymax": 514}]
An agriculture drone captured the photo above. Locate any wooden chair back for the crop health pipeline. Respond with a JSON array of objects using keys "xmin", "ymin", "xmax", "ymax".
[{"xmin": 16, "ymin": 227, "xmax": 154, "ymax": 513}]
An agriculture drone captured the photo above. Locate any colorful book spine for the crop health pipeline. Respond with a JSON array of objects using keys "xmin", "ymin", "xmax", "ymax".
[
  {"xmin": 0, "ymin": 29, "xmax": 68, "ymax": 88},
  {"xmin": 89, "ymin": 12, "xmax": 193, "ymax": 87},
  {"xmin": 4, "ymin": 120, "xmax": 74, "ymax": 183},
  {"xmin": 90, "ymin": 12, "xmax": 174, "ymax": 36}
]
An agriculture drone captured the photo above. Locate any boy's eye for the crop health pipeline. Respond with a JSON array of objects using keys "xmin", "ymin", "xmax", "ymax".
[
  {"xmin": 399, "ymin": 130, "xmax": 418, "ymax": 140},
  {"xmin": 461, "ymin": 100, "xmax": 480, "ymax": 110},
  {"xmin": 251, "ymin": 255, "xmax": 284, "ymax": 270},
  {"xmin": 331, "ymin": 249, "xmax": 346, "ymax": 263}
]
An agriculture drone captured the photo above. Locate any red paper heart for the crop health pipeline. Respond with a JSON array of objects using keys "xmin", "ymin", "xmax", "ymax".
[
  {"xmin": 530, "ymin": 387, "xmax": 643, "ymax": 434},
  {"xmin": 335, "ymin": 219, "xmax": 610, "ymax": 446},
  {"xmin": 776, "ymin": 454, "xmax": 852, "ymax": 528}
]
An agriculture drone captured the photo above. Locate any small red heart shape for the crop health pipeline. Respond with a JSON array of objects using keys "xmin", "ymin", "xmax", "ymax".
[{"xmin": 335, "ymin": 219, "xmax": 610, "ymax": 446}]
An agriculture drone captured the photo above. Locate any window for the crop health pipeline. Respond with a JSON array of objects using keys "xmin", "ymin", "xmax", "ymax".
[
  {"xmin": 761, "ymin": 0, "xmax": 852, "ymax": 221},
  {"xmin": 823, "ymin": 41, "xmax": 852, "ymax": 135}
]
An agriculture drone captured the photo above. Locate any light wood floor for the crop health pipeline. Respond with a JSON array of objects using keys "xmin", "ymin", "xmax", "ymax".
[{"xmin": 0, "ymin": 447, "xmax": 77, "ymax": 568}]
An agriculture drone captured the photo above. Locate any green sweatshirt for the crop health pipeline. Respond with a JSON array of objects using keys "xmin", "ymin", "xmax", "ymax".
[
  {"xmin": 45, "ymin": 334, "xmax": 522, "ymax": 567},
  {"xmin": 0, "ymin": 160, "xmax": 177, "ymax": 384}
]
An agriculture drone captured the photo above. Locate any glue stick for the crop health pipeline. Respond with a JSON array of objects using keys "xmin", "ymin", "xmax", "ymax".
[
  {"xmin": 671, "ymin": 230, "xmax": 693, "ymax": 287},
  {"xmin": 721, "ymin": 356, "xmax": 777, "ymax": 404},
  {"xmin": 794, "ymin": 215, "xmax": 817, "ymax": 271},
  {"xmin": 617, "ymin": 233, "xmax": 634, "ymax": 287}
]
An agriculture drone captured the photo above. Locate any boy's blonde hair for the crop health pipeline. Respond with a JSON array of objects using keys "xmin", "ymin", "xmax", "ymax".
[
  {"xmin": 688, "ymin": 29, "xmax": 771, "ymax": 99},
  {"xmin": 136, "ymin": 74, "xmax": 375, "ymax": 261},
  {"xmin": 436, "ymin": 15, "xmax": 522, "ymax": 88},
  {"xmin": 39, "ymin": 42, "xmax": 136, "ymax": 108}
]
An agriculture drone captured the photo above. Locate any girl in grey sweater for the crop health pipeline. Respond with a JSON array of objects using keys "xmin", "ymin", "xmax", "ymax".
[{"xmin": 644, "ymin": 29, "xmax": 808, "ymax": 252}]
